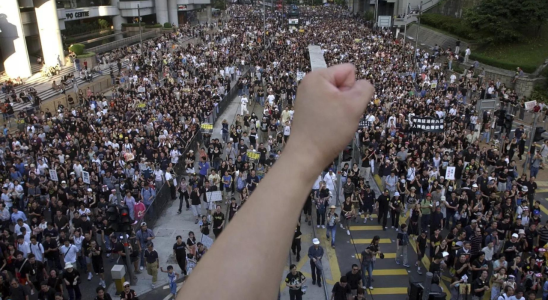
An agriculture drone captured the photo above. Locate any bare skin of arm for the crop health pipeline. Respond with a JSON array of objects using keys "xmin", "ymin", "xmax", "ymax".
[{"xmin": 177, "ymin": 64, "xmax": 373, "ymax": 300}]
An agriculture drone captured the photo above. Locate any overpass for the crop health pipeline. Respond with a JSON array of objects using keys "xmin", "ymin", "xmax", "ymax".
[{"xmin": 308, "ymin": 45, "xmax": 327, "ymax": 72}]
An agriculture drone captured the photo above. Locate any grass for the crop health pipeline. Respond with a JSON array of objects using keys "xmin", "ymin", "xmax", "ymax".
[
  {"xmin": 418, "ymin": 13, "xmax": 548, "ymax": 73},
  {"xmin": 472, "ymin": 26, "xmax": 548, "ymax": 73}
]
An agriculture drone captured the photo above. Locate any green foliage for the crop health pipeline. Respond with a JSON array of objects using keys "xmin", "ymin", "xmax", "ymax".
[
  {"xmin": 469, "ymin": 53, "xmax": 537, "ymax": 73},
  {"xmin": 76, "ymin": 51, "xmax": 96, "ymax": 59},
  {"xmin": 69, "ymin": 44, "xmax": 85, "ymax": 55},
  {"xmin": 145, "ymin": 24, "xmax": 163, "ymax": 28},
  {"xmin": 98, "ymin": 19, "xmax": 110, "ymax": 29},
  {"xmin": 464, "ymin": 0, "xmax": 548, "ymax": 43},
  {"xmin": 334, "ymin": 0, "xmax": 345, "ymax": 6},
  {"xmin": 530, "ymin": 88, "xmax": 548, "ymax": 104},
  {"xmin": 420, "ymin": 14, "xmax": 474, "ymax": 40},
  {"xmin": 213, "ymin": 0, "xmax": 226, "ymax": 10},
  {"xmin": 163, "ymin": 22, "xmax": 172, "ymax": 28},
  {"xmin": 364, "ymin": 11, "xmax": 374, "ymax": 22}
]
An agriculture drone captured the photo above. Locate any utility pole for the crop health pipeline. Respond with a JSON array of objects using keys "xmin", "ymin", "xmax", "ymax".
[
  {"xmin": 403, "ymin": 0, "xmax": 407, "ymax": 45},
  {"xmin": 336, "ymin": 151, "xmax": 343, "ymax": 205},
  {"xmin": 414, "ymin": 1, "xmax": 422, "ymax": 67},
  {"xmin": 121, "ymin": 232, "xmax": 137, "ymax": 285},
  {"xmin": 263, "ymin": 0, "xmax": 266, "ymax": 48},
  {"xmin": 138, "ymin": 4, "xmax": 143, "ymax": 52},
  {"xmin": 524, "ymin": 111, "xmax": 539, "ymax": 173}
]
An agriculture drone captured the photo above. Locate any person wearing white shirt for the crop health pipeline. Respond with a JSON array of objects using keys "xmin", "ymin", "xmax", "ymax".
[
  {"xmin": 154, "ymin": 168, "xmax": 164, "ymax": 188},
  {"xmin": 29, "ymin": 237, "xmax": 45, "ymax": 262},
  {"xmin": 267, "ymin": 94, "xmax": 276, "ymax": 105},
  {"xmin": 312, "ymin": 175, "xmax": 322, "ymax": 196},
  {"xmin": 73, "ymin": 161, "xmax": 83, "ymax": 178},
  {"xmin": 464, "ymin": 47, "xmax": 471, "ymax": 63},
  {"xmin": 450, "ymin": 74, "xmax": 457, "ymax": 84},
  {"xmin": 170, "ymin": 149, "xmax": 181, "ymax": 164},
  {"xmin": 59, "ymin": 240, "xmax": 79, "ymax": 264},
  {"xmin": 15, "ymin": 221, "xmax": 31, "ymax": 239},
  {"xmin": 323, "ymin": 170, "xmax": 336, "ymax": 193},
  {"xmin": 241, "ymin": 95, "xmax": 249, "ymax": 115},
  {"xmin": 17, "ymin": 237, "xmax": 31, "ymax": 258}
]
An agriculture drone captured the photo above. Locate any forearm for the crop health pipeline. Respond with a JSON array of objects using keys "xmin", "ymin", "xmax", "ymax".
[{"xmin": 178, "ymin": 146, "xmax": 319, "ymax": 300}]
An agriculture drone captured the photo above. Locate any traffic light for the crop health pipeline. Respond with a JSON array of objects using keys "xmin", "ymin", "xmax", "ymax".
[
  {"xmin": 534, "ymin": 127, "xmax": 546, "ymax": 142},
  {"xmin": 106, "ymin": 204, "xmax": 120, "ymax": 232},
  {"xmin": 119, "ymin": 205, "xmax": 133, "ymax": 234}
]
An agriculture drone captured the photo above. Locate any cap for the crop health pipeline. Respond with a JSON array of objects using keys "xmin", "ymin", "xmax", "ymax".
[
  {"xmin": 123, "ymin": 282, "xmax": 130, "ymax": 287},
  {"xmin": 442, "ymin": 251, "xmax": 449, "ymax": 257},
  {"xmin": 522, "ymin": 186, "xmax": 529, "ymax": 192},
  {"xmin": 539, "ymin": 248, "xmax": 547, "ymax": 252},
  {"xmin": 141, "ymin": 222, "xmax": 147, "ymax": 227},
  {"xmin": 330, "ymin": 205, "xmax": 336, "ymax": 209},
  {"xmin": 64, "ymin": 263, "xmax": 74, "ymax": 269},
  {"xmin": 523, "ymin": 206, "xmax": 529, "ymax": 210},
  {"xmin": 472, "ymin": 184, "xmax": 478, "ymax": 188},
  {"xmin": 421, "ymin": 230, "xmax": 428, "ymax": 234},
  {"xmin": 512, "ymin": 233, "xmax": 519, "ymax": 238},
  {"xmin": 426, "ymin": 193, "xmax": 432, "ymax": 197},
  {"xmin": 394, "ymin": 192, "xmax": 400, "ymax": 197},
  {"xmin": 508, "ymin": 275, "xmax": 515, "ymax": 278},
  {"xmin": 440, "ymin": 196, "xmax": 446, "ymax": 201},
  {"xmin": 312, "ymin": 238, "xmax": 320, "ymax": 245}
]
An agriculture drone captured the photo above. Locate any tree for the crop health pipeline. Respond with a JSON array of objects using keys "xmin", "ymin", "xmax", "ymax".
[{"xmin": 464, "ymin": 0, "xmax": 548, "ymax": 43}]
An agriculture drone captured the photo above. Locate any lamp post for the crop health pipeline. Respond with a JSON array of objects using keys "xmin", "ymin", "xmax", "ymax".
[
  {"xmin": 138, "ymin": 4, "xmax": 143, "ymax": 51},
  {"xmin": 414, "ymin": 1, "xmax": 422, "ymax": 65}
]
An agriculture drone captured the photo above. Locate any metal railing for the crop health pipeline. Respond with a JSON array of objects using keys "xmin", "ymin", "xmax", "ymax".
[
  {"xmin": 87, "ymin": 30, "xmax": 160, "ymax": 54},
  {"xmin": 134, "ymin": 66, "xmax": 250, "ymax": 230}
]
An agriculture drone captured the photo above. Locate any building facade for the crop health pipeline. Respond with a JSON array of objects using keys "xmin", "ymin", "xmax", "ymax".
[{"xmin": 0, "ymin": 0, "xmax": 211, "ymax": 78}]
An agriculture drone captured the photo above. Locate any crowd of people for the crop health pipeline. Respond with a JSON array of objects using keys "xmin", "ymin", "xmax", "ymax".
[{"xmin": 0, "ymin": 2, "xmax": 545, "ymax": 300}]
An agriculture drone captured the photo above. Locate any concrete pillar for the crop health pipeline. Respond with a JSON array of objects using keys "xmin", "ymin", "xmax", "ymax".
[
  {"xmin": 155, "ymin": 0, "xmax": 169, "ymax": 25},
  {"xmin": 206, "ymin": 5, "xmax": 212, "ymax": 24},
  {"xmin": 0, "ymin": 0, "xmax": 32, "ymax": 78},
  {"xmin": 34, "ymin": 0, "xmax": 65, "ymax": 67},
  {"xmin": 168, "ymin": 0, "xmax": 178, "ymax": 27},
  {"xmin": 111, "ymin": 0, "xmax": 124, "ymax": 31}
]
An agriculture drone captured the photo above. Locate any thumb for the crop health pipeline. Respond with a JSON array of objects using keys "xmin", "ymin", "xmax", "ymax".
[{"xmin": 344, "ymin": 79, "xmax": 375, "ymax": 113}]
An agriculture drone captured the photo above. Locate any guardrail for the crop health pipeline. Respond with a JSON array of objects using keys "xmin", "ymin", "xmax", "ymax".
[{"xmin": 87, "ymin": 30, "xmax": 160, "ymax": 54}]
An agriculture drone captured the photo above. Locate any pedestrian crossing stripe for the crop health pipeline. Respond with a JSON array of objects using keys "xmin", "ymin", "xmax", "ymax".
[
  {"xmin": 409, "ymin": 237, "xmax": 451, "ymax": 300},
  {"xmin": 536, "ymin": 188, "xmax": 548, "ymax": 193},
  {"xmin": 356, "ymin": 253, "xmax": 396, "ymax": 259},
  {"xmin": 368, "ymin": 287, "xmax": 408, "ymax": 295},
  {"xmin": 359, "ymin": 214, "xmax": 378, "ymax": 218},
  {"xmin": 372, "ymin": 269, "xmax": 409, "ymax": 276},
  {"xmin": 351, "ymin": 238, "xmax": 392, "ymax": 244},
  {"xmin": 349, "ymin": 226, "xmax": 384, "ymax": 230}
]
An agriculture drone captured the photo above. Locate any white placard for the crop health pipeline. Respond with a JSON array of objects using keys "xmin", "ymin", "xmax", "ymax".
[
  {"xmin": 525, "ymin": 100, "xmax": 537, "ymax": 111},
  {"xmin": 82, "ymin": 171, "xmax": 90, "ymax": 184},
  {"xmin": 201, "ymin": 234, "xmax": 214, "ymax": 249},
  {"xmin": 49, "ymin": 169, "xmax": 58, "ymax": 182},
  {"xmin": 206, "ymin": 191, "xmax": 223, "ymax": 202},
  {"xmin": 445, "ymin": 167, "xmax": 456, "ymax": 180}
]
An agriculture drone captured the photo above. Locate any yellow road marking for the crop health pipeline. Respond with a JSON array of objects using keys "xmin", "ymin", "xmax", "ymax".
[
  {"xmin": 351, "ymin": 238, "xmax": 392, "ymax": 244},
  {"xmin": 356, "ymin": 253, "xmax": 397, "ymax": 259},
  {"xmin": 349, "ymin": 226, "xmax": 384, "ymax": 230},
  {"xmin": 372, "ymin": 269, "xmax": 409, "ymax": 276},
  {"xmin": 369, "ymin": 287, "xmax": 408, "ymax": 295},
  {"xmin": 320, "ymin": 232, "xmax": 342, "ymax": 283},
  {"xmin": 409, "ymin": 239, "xmax": 451, "ymax": 300}
]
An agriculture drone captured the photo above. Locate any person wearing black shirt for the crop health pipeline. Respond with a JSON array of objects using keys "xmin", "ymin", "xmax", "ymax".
[
  {"xmin": 416, "ymin": 231, "xmax": 428, "ymax": 275},
  {"xmin": 376, "ymin": 190, "xmax": 390, "ymax": 230},
  {"xmin": 62, "ymin": 264, "xmax": 81, "ymax": 300},
  {"xmin": 94, "ymin": 286, "xmax": 113, "ymax": 300},
  {"xmin": 212, "ymin": 205, "xmax": 225, "ymax": 238},
  {"xmin": 38, "ymin": 281, "xmax": 56, "ymax": 300},
  {"xmin": 246, "ymin": 170, "xmax": 260, "ymax": 193},
  {"xmin": 345, "ymin": 264, "xmax": 363, "ymax": 295},
  {"xmin": 27, "ymin": 254, "xmax": 46, "ymax": 291},
  {"xmin": 190, "ymin": 186, "xmax": 201, "ymax": 224},
  {"xmin": 504, "ymin": 234, "xmax": 520, "ymax": 263},
  {"xmin": 173, "ymin": 236, "xmax": 188, "ymax": 275},
  {"xmin": 43, "ymin": 235, "xmax": 61, "ymax": 271},
  {"xmin": 228, "ymin": 198, "xmax": 239, "ymax": 221},
  {"xmin": 9, "ymin": 278, "xmax": 29, "ymax": 300},
  {"xmin": 471, "ymin": 270, "xmax": 489, "ymax": 299},
  {"xmin": 285, "ymin": 264, "xmax": 306, "ymax": 300},
  {"xmin": 331, "ymin": 276, "xmax": 352, "ymax": 300}
]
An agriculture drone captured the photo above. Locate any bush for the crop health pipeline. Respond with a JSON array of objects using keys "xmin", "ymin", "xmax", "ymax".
[
  {"xmin": 164, "ymin": 22, "xmax": 172, "ymax": 29},
  {"xmin": 77, "ymin": 51, "xmax": 96, "ymax": 59},
  {"xmin": 420, "ymin": 14, "xmax": 475, "ymax": 40},
  {"xmin": 98, "ymin": 19, "xmax": 110, "ymax": 29},
  {"xmin": 469, "ymin": 53, "xmax": 537, "ymax": 73},
  {"xmin": 69, "ymin": 44, "xmax": 86, "ymax": 55},
  {"xmin": 122, "ymin": 23, "xmax": 144, "ymax": 27}
]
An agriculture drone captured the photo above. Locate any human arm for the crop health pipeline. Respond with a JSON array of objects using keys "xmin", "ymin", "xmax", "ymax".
[{"xmin": 177, "ymin": 64, "xmax": 373, "ymax": 300}]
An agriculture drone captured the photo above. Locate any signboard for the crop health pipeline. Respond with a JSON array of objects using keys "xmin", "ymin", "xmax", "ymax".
[
  {"xmin": 410, "ymin": 116, "xmax": 444, "ymax": 133},
  {"xmin": 206, "ymin": 191, "xmax": 223, "ymax": 202},
  {"xmin": 201, "ymin": 234, "xmax": 214, "ymax": 249},
  {"xmin": 288, "ymin": 18, "xmax": 299, "ymax": 25},
  {"xmin": 178, "ymin": 4, "xmax": 187, "ymax": 10},
  {"xmin": 201, "ymin": 123, "xmax": 213, "ymax": 130},
  {"xmin": 246, "ymin": 151, "xmax": 260, "ymax": 161},
  {"xmin": 296, "ymin": 71, "xmax": 305, "ymax": 81},
  {"xmin": 525, "ymin": 100, "xmax": 537, "ymax": 111},
  {"xmin": 65, "ymin": 10, "xmax": 90, "ymax": 20},
  {"xmin": 49, "ymin": 170, "xmax": 58, "ymax": 182},
  {"xmin": 445, "ymin": 167, "xmax": 455, "ymax": 180},
  {"xmin": 377, "ymin": 16, "xmax": 392, "ymax": 28},
  {"xmin": 82, "ymin": 171, "xmax": 90, "ymax": 184}
]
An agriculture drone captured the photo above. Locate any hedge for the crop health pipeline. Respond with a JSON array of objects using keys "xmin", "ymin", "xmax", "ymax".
[
  {"xmin": 420, "ymin": 14, "xmax": 474, "ymax": 40},
  {"xmin": 164, "ymin": 22, "xmax": 172, "ymax": 29},
  {"xmin": 69, "ymin": 44, "xmax": 86, "ymax": 55},
  {"xmin": 77, "ymin": 51, "xmax": 96, "ymax": 59},
  {"xmin": 145, "ymin": 24, "xmax": 163, "ymax": 28},
  {"xmin": 469, "ymin": 53, "xmax": 537, "ymax": 74}
]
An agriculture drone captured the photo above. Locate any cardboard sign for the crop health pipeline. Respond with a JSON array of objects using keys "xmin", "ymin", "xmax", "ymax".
[
  {"xmin": 206, "ymin": 191, "xmax": 223, "ymax": 202},
  {"xmin": 82, "ymin": 171, "xmax": 90, "ymax": 184},
  {"xmin": 525, "ymin": 100, "xmax": 537, "ymax": 111},
  {"xmin": 445, "ymin": 167, "xmax": 456, "ymax": 180},
  {"xmin": 201, "ymin": 123, "xmax": 213, "ymax": 130},
  {"xmin": 246, "ymin": 151, "xmax": 260, "ymax": 160},
  {"xmin": 201, "ymin": 234, "xmax": 214, "ymax": 249},
  {"xmin": 49, "ymin": 169, "xmax": 58, "ymax": 182}
]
